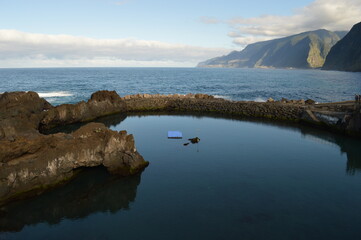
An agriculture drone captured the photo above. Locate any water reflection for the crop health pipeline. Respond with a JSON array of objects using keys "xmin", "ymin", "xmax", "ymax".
[
  {"xmin": 42, "ymin": 113, "xmax": 127, "ymax": 134},
  {"xmin": 45, "ymin": 111, "xmax": 361, "ymax": 175},
  {"xmin": 0, "ymin": 167, "xmax": 142, "ymax": 232},
  {"xmin": 2, "ymin": 112, "xmax": 361, "ymax": 235},
  {"xmin": 298, "ymin": 127, "xmax": 361, "ymax": 175},
  {"xmin": 125, "ymin": 112, "xmax": 361, "ymax": 175}
]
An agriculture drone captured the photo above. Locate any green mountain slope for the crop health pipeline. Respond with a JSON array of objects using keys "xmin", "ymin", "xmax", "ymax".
[
  {"xmin": 198, "ymin": 30, "xmax": 347, "ymax": 69},
  {"xmin": 323, "ymin": 22, "xmax": 361, "ymax": 72}
]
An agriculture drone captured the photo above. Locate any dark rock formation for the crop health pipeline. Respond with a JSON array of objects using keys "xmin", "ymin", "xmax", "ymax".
[
  {"xmin": 0, "ymin": 91, "xmax": 148, "ymax": 205},
  {"xmin": 40, "ymin": 90, "xmax": 127, "ymax": 130},
  {"xmin": 323, "ymin": 22, "xmax": 361, "ymax": 72},
  {"xmin": 1, "ymin": 90, "xmax": 361, "ymax": 206},
  {"xmin": 305, "ymin": 99, "xmax": 316, "ymax": 105},
  {"xmin": 123, "ymin": 95, "xmax": 304, "ymax": 121},
  {"xmin": 198, "ymin": 29, "xmax": 346, "ymax": 69},
  {"xmin": 0, "ymin": 122, "xmax": 148, "ymax": 205},
  {"xmin": 0, "ymin": 91, "xmax": 51, "ymax": 139}
]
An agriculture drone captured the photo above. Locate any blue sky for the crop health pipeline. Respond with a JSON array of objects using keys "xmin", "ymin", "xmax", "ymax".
[{"xmin": 0, "ymin": 0, "xmax": 360, "ymax": 67}]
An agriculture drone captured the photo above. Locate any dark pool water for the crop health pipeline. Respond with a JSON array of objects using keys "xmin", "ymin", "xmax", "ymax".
[{"xmin": 1, "ymin": 114, "xmax": 361, "ymax": 240}]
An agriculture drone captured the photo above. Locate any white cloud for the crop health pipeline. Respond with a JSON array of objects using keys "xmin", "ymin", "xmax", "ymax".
[
  {"xmin": 228, "ymin": 0, "xmax": 361, "ymax": 46},
  {"xmin": 0, "ymin": 30, "xmax": 229, "ymax": 67}
]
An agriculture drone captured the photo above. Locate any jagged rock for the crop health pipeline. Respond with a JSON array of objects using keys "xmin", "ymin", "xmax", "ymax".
[
  {"xmin": 298, "ymin": 99, "xmax": 305, "ymax": 105},
  {"xmin": 40, "ymin": 90, "xmax": 126, "ymax": 129},
  {"xmin": 267, "ymin": 98, "xmax": 275, "ymax": 103},
  {"xmin": 305, "ymin": 99, "xmax": 316, "ymax": 105},
  {"xmin": 0, "ymin": 91, "xmax": 148, "ymax": 205},
  {"xmin": 0, "ymin": 122, "xmax": 148, "ymax": 205},
  {"xmin": 194, "ymin": 93, "xmax": 214, "ymax": 99},
  {"xmin": 0, "ymin": 91, "xmax": 52, "ymax": 140}
]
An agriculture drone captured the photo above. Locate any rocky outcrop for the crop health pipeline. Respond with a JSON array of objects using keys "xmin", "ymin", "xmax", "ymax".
[
  {"xmin": 0, "ymin": 91, "xmax": 148, "ymax": 205},
  {"xmin": 0, "ymin": 91, "xmax": 51, "ymax": 140},
  {"xmin": 40, "ymin": 90, "xmax": 127, "ymax": 130},
  {"xmin": 1, "ymin": 90, "xmax": 361, "ymax": 206},
  {"xmin": 0, "ymin": 122, "xmax": 148, "ymax": 205}
]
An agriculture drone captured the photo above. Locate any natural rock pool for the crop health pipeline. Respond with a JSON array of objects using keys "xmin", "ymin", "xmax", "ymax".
[{"xmin": 1, "ymin": 114, "xmax": 361, "ymax": 240}]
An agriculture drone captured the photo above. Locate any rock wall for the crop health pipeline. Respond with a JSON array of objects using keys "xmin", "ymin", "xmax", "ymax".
[{"xmin": 123, "ymin": 95, "xmax": 304, "ymax": 121}]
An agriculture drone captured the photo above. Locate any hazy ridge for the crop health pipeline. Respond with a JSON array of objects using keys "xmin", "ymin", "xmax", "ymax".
[{"xmin": 198, "ymin": 29, "xmax": 347, "ymax": 69}]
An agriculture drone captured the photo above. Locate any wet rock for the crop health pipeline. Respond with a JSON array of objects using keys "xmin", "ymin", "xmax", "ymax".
[
  {"xmin": 194, "ymin": 94, "xmax": 214, "ymax": 99},
  {"xmin": 305, "ymin": 99, "xmax": 316, "ymax": 105},
  {"xmin": 0, "ymin": 122, "xmax": 148, "ymax": 205},
  {"xmin": 0, "ymin": 91, "xmax": 148, "ymax": 205},
  {"xmin": 40, "ymin": 90, "xmax": 126, "ymax": 129}
]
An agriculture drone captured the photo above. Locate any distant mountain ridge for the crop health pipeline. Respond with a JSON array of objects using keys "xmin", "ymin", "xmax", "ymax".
[
  {"xmin": 323, "ymin": 22, "xmax": 361, "ymax": 72},
  {"xmin": 198, "ymin": 29, "xmax": 347, "ymax": 69}
]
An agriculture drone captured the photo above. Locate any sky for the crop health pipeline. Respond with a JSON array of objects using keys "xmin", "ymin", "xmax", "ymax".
[{"xmin": 0, "ymin": 0, "xmax": 360, "ymax": 68}]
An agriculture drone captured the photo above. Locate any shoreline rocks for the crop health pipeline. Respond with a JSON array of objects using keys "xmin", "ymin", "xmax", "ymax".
[
  {"xmin": 1, "ymin": 90, "xmax": 360, "ymax": 205},
  {"xmin": 0, "ymin": 91, "xmax": 148, "ymax": 205},
  {"xmin": 40, "ymin": 90, "xmax": 127, "ymax": 130},
  {"xmin": 0, "ymin": 123, "xmax": 148, "ymax": 205}
]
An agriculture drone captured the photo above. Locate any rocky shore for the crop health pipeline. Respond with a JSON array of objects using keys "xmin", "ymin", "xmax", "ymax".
[
  {"xmin": 1, "ymin": 90, "xmax": 360, "ymax": 205},
  {"xmin": 0, "ymin": 91, "xmax": 148, "ymax": 205}
]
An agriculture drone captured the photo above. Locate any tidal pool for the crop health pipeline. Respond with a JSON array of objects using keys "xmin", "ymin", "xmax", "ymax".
[{"xmin": 1, "ymin": 114, "xmax": 361, "ymax": 240}]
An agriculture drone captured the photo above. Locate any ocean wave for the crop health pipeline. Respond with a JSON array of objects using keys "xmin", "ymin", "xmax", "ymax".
[
  {"xmin": 214, "ymin": 95, "xmax": 231, "ymax": 100},
  {"xmin": 37, "ymin": 91, "xmax": 73, "ymax": 98},
  {"xmin": 253, "ymin": 97, "xmax": 266, "ymax": 102}
]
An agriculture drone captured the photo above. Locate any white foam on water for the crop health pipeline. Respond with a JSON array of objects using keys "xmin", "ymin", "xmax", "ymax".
[
  {"xmin": 37, "ymin": 91, "xmax": 73, "ymax": 98},
  {"xmin": 214, "ymin": 95, "xmax": 231, "ymax": 100},
  {"xmin": 253, "ymin": 97, "xmax": 266, "ymax": 102}
]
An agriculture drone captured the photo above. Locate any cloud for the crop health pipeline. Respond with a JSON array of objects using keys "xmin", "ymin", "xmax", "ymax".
[
  {"xmin": 200, "ymin": 16, "xmax": 220, "ymax": 24},
  {"xmin": 228, "ymin": 0, "xmax": 361, "ymax": 46},
  {"xmin": 0, "ymin": 30, "xmax": 229, "ymax": 67}
]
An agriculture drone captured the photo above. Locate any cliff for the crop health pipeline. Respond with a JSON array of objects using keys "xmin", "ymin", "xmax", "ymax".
[
  {"xmin": 323, "ymin": 22, "xmax": 361, "ymax": 72},
  {"xmin": 198, "ymin": 30, "xmax": 346, "ymax": 69}
]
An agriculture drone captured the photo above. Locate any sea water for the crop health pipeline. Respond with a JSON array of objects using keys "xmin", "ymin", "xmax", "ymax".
[
  {"xmin": 1, "ymin": 68, "xmax": 361, "ymax": 239},
  {"xmin": 0, "ymin": 68, "xmax": 360, "ymax": 105},
  {"xmin": 1, "ymin": 114, "xmax": 361, "ymax": 240}
]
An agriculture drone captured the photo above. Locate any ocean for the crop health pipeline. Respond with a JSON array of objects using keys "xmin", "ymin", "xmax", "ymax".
[
  {"xmin": 1, "ymin": 67, "xmax": 361, "ymax": 240},
  {"xmin": 2, "ymin": 114, "xmax": 361, "ymax": 240},
  {"xmin": 1, "ymin": 67, "xmax": 361, "ymax": 105}
]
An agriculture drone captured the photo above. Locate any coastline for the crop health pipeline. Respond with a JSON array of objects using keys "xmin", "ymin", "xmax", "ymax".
[{"xmin": 1, "ymin": 90, "xmax": 360, "ymax": 205}]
